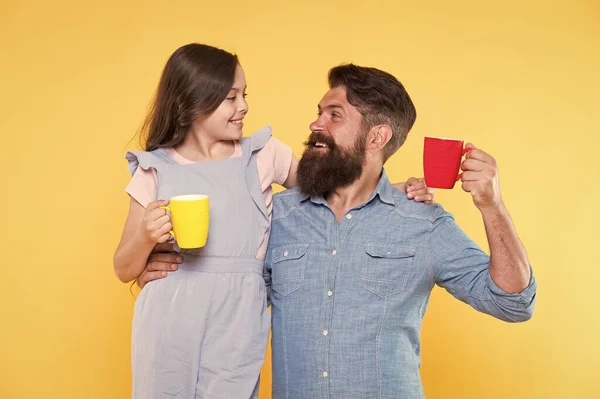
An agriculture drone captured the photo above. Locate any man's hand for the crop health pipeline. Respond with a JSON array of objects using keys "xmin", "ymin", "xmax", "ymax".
[
  {"xmin": 460, "ymin": 144, "xmax": 502, "ymax": 211},
  {"xmin": 405, "ymin": 177, "xmax": 436, "ymax": 204},
  {"xmin": 137, "ymin": 242, "xmax": 182, "ymax": 289}
]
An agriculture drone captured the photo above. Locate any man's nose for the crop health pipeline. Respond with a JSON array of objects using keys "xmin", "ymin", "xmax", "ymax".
[{"xmin": 309, "ymin": 117, "xmax": 324, "ymax": 132}]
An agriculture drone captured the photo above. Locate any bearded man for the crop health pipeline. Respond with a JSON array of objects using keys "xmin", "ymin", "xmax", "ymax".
[{"xmin": 264, "ymin": 64, "xmax": 536, "ymax": 399}]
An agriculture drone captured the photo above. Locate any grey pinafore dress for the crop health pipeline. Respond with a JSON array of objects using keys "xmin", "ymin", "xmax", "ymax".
[{"xmin": 126, "ymin": 128, "xmax": 272, "ymax": 399}]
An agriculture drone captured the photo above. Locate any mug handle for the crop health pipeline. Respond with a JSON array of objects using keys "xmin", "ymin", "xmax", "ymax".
[
  {"xmin": 456, "ymin": 147, "xmax": 473, "ymax": 181},
  {"xmin": 159, "ymin": 205, "xmax": 176, "ymax": 239}
]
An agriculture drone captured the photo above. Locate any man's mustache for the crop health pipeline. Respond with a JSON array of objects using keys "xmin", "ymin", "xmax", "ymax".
[{"xmin": 304, "ymin": 132, "xmax": 336, "ymax": 150}]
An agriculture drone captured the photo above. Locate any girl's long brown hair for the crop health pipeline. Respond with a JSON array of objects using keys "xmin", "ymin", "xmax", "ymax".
[{"xmin": 140, "ymin": 43, "xmax": 238, "ymax": 151}]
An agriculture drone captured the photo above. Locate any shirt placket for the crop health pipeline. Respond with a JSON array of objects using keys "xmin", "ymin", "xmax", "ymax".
[
  {"xmin": 316, "ymin": 204, "xmax": 363, "ymax": 399},
  {"xmin": 316, "ymin": 205, "xmax": 337, "ymax": 399}
]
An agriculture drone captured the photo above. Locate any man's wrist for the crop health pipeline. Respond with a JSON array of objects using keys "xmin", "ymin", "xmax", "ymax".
[{"xmin": 478, "ymin": 200, "xmax": 507, "ymax": 220}]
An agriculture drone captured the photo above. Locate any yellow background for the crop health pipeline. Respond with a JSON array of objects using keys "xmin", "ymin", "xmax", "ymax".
[{"xmin": 1, "ymin": 0, "xmax": 599, "ymax": 398}]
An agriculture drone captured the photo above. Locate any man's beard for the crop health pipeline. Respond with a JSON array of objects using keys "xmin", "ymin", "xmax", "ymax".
[{"xmin": 297, "ymin": 130, "xmax": 367, "ymax": 197}]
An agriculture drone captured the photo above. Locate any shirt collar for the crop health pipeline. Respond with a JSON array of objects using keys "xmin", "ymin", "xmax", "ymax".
[
  {"xmin": 298, "ymin": 169, "xmax": 396, "ymax": 207},
  {"xmin": 372, "ymin": 169, "xmax": 396, "ymax": 206}
]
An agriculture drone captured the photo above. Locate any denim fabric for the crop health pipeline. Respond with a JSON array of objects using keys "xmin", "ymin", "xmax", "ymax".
[{"xmin": 264, "ymin": 170, "xmax": 536, "ymax": 399}]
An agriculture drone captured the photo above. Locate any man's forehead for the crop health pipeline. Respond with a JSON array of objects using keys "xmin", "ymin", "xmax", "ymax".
[{"xmin": 318, "ymin": 86, "xmax": 351, "ymax": 109}]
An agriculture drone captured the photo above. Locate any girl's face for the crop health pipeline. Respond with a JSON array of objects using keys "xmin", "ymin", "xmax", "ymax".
[{"xmin": 192, "ymin": 65, "xmax": 248, "ymax": 141}]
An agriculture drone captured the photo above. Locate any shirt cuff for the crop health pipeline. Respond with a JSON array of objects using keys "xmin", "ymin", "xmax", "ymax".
[{"xmin": 487, "ymin": 265, "xmax": 537, "ymax": 305}]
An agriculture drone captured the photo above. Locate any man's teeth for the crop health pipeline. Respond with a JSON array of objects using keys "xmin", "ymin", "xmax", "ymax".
[{"xmin": 315, "ymin": 142, "xmax": 327, "ymax": 148}]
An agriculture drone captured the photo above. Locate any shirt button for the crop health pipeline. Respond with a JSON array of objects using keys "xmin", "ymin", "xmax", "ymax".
[
  {"xmin": 323, "ymin": 330, "xmax": 328, "ymax": 336},
  {"xmin": 332, "ymin": 249, "xmax": 337, "ymax": 256},
  {"xmin": 323, "ymin": 371, "xmax": 328, "ymax": 378},
  {"xmin": 346, "ymin": 214, "xmax": 352, "ymax": 219},
  {"xmin": 283, "ymin": 251, "xmax": 289, "ymax": 257},
  {"xmin": 327, "ymin": 290, "xmax": 333, "ymax": 297}
]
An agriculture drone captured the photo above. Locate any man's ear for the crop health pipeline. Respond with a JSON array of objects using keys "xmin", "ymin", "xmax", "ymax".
[{"xmin": 365, "ymin": 125, "xmax": 392, "ymax": 153}]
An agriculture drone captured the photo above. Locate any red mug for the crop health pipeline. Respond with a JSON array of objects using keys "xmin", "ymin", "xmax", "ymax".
[{"xmin": 423, "ymin": 137, "xmax": 470, "ymax": 189}]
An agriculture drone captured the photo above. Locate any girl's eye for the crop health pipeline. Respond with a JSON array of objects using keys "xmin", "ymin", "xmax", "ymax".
[{"xmin": 227, "ymin": 94, "xmax": 248, "ymax": 101}]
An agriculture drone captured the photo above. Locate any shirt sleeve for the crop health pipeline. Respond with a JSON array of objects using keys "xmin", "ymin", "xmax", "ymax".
[
  {"xmin": 125, "ymin": 166, "xmax": 158, "ymax": 208},
  {"xmin": 256, "ymin": 136, "xmax": 293, "ymax": 187},
  {"xmin": 429, "ymin": 213, "xmax": 537, "ymax": 322}
]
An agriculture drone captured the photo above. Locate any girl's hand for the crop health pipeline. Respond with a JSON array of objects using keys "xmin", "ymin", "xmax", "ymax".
[
  {"xmin": 142, "ymin": 200, "xmax": 173, "ymax": 243},
  {"xmin": 405, "ymin": 177, "xmax": 435, "ymax": 204}
]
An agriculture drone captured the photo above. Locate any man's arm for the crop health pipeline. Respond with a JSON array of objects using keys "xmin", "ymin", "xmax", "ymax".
[
  {"xmin": 263, "ymin": 257, "xmax": 273, "ymax": 308},
  {"xmin": 430, "ymin": 144, "xmax": 535, "ymax": 322},
  {"xmin": 461, "ymin": 144, "xmax": 530, "ymax": 293}
]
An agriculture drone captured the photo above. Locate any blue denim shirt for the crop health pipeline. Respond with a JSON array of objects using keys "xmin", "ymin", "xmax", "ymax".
[{"xmin": 264, "ymin": 170, "xmax": 536, "ymax": 399}]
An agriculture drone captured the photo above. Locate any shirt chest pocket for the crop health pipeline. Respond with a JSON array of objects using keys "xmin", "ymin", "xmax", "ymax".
[
  {"xmin": 360, "ymin": 244, "xmax": 416, "ymax": 297},
  {"xmin": 270, "ymin": 243, "xmax": 309, "ymax": 297}
]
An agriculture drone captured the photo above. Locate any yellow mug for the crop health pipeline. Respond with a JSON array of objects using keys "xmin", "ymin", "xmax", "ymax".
[{"xmin": 160, "ymin": 194, "xmax": 210, "ymax": 249}]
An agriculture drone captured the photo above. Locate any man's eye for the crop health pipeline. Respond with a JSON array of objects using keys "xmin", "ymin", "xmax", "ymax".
[{"xmin": 332, "ymin": 113, "xmax": 340, "ymax": 118}]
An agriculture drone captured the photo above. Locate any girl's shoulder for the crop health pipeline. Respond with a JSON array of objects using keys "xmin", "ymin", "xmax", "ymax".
[
  {"xmin": 125, "ymin": 148, "xmax": 178, "ymax": 176},
  {"xmin": 241, "ymin": 126, "xmax": 272, "ymax": 153}
]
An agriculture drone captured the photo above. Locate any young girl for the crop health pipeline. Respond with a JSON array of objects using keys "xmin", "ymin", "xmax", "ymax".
[{"xmin": 114, "ymin": 43, "xmax": 432, "ymax": 399}]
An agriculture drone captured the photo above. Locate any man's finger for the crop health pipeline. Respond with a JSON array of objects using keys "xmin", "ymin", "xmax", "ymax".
[
  {"xmin": 464, "ymin": 144, "xmax": 495, "ymax": 164},
  {"xmin": 153, "ymin": 242, "xmax": 176, "ymax": 253},
  {"xmin": 147, "ymin": 252, "xmax": 183, "ymax": 264},
  {"xmin": 461, "ymin": 180, "xmax": 480, "ymax": 195},
  {"xmin": 146, "ymin": 261, "xmax": 179, "ymax": 273},
  {"xmin": 460, "ymin": 171, "xmax": 483, "ymax": 182},
  {"xmin": 137, "ymin": 270, "xmax": 168, "ymax": 289},
  {"xmin": 461, "ymin": 158, "xmax": 489, "ymax": 173}
]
